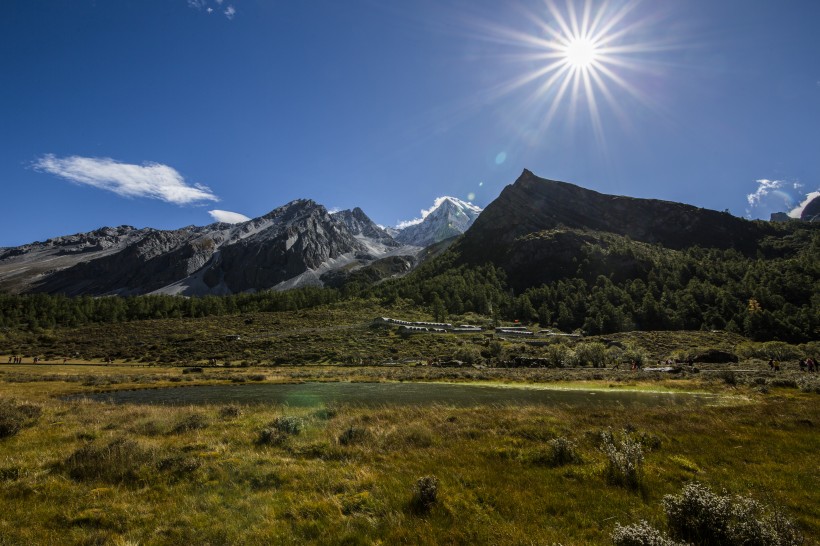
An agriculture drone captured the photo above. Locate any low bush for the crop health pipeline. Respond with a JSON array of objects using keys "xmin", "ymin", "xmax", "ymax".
[
  {"xmin": 663, "ymin": 482, "xmax": 803, "ymax": 545},
  {"xmin": 0, "ymin": 400, "xmax": 41, "ymax": 439},
  {"xmin": 546, "ymin": 436, "xmax": 581, "ymax": 467},
  {"xmin": 611, "ymin": 520, "xmax": 682, "ymax": 546},
  {"xmin": 218, "ymin": 405, "xmax": 243, "ymax": 419},
  {"xmin": 601, "ymin": 429, "xmax": 644, "ymax": 490},
  {"xmin": 171, "ymin": 413, "xmax": 208, "ymax": 434},
  {"xmin": 796, "ymin": 376, "xmax": 820, "ymax": 394},
  {"xmin": 338, "ymin": 426, "xmax": 369, "ymax": 446},
  {"xmin": 63, "ymin": 438, "xmax": 154, "ymax": 484},
  {"xmin": 270, "ymin": 416, "xmax": 302, "ymax": 435},
  {"xmin": 410, "ymin": 475, "xmax": 439, "ymax": 514},
  {"xmin": 613, "ymin": 482, "xmax": 804, "ymax": 546},
  {"xmin": 257, "ymin": 416, "xmax": 303, "ymax": 446}
]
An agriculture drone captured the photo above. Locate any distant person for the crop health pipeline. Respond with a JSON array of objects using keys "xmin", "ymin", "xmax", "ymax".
[
  {"xmin": 6, "ymin": 356, "xmax": 11, "ymax": 364},
  {"xmin": 773, "ymin": 360, "xmax": 781, "ymax": 372},
  {"xmin": 768, "ymin": 358, "xmax": 774, "ymax": 370}
]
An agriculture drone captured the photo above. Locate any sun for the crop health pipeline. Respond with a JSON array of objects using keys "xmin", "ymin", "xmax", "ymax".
[
  {"xmin": 470, "ymin": 0, "xmax": 664, "ymax": 144},
  {"xmin": 563, "ymin": 37, "xmax": 599, "ymax": 70}
]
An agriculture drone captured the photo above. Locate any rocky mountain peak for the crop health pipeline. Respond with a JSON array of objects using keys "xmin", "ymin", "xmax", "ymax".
[
  {"xmin": 393, "ymin": 196, "xmax": 483, "ymax": 247},
  {"xmin": 332, "ymin": 207, "xmax": 398, "ymax": 247}
]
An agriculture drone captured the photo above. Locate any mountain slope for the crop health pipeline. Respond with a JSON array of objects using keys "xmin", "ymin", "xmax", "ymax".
[
  {"xmin": 1, "ymin": 200, "xmax": 409, "ymax": 296},
  {"xmin": 394, "ymin": 197, "xmax": 482, "ymax": 247},
  {"xmin": 457, "ymin": 169, "xmax": 776, "ymax": 280}
]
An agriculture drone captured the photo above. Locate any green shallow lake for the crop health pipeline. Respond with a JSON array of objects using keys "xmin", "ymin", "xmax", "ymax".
[{"xmin": 78, "ymin": 382, "xmax": 723, "ymax": 408}]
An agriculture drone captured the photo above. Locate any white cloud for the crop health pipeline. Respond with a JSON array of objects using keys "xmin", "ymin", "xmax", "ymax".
[
  {"xmin": 34, "ymin": 154, "xmax": 218, "ymax": 205},
  {"xmin": 746, "ymin": 178, "xmax": 785, "ymax": 207},
  {"xmin": 188, "ymin": 0, "xmax": 235, "ymax": 19},
  {"xmin": 208, "ymin": 209, "xmax": 251, "ymax": 224},
  {"xmin": 789, "ymin": 191, "xmax": 820, "ymax": 219},
  {"xmin": 746, "ymin": 178, "xmax": 820, "ymax": 220}
]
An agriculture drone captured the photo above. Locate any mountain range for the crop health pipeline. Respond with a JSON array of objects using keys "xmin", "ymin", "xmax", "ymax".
[
  {"xmin": 1, "ymin": 171, "xmax": 815, "ymax": 298},
  {"xmin": 0, "ymin": 196, "xmax": 482, "ymax": 296}
]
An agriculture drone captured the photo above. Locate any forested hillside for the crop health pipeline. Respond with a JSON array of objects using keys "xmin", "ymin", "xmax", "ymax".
[{"xmin": 1, "ymin": 224, "xmax": 817, "ymax": 342}]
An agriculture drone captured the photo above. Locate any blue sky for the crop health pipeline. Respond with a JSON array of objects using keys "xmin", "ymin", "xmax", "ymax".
[{"xmin": 1, "ymin": 0, "xmax": 818, "ymax": 247}]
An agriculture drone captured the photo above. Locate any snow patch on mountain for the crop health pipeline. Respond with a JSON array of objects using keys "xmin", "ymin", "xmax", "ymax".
[
  {"xmin": 396, "ymin": 196, "xmax": 482, "ymax": 229},
  {"xmin": 393, "ymin": 196, "xmax": 483, "ymax": 247}
]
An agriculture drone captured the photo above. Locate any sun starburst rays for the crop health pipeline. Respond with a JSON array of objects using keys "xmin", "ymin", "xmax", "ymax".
[{"xmin": 480, "ymin": 0, "xmax": 659, "ymax": 146}]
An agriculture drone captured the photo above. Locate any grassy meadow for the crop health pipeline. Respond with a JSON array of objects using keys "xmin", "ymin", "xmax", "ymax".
[{"xmin": 0, "ymin": 302, "xmax": 818, "ymax": 544}]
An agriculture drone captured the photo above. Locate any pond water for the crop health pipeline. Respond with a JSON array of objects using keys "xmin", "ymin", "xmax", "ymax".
[{"xmin": 79, "ymin": 382, "xmax": 721, "ymax": 408}]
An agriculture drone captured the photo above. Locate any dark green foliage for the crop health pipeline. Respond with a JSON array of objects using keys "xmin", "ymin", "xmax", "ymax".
[{"xmin": 0, "ymin": 224, "xmax": 816, "ymax": 343}]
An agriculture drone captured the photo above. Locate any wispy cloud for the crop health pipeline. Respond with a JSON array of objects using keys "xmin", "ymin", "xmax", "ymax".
[
  {"xmin": 208, "ymin": 209, "xmax": 250, "ymax": 224},
  {"xmin": 746, "ymin": 178, "xmax": 820, "ymax": 220},
  {"xmin": 746, "ymin": 179, "xmax": 786, "ymax": 208},
  {"xmin": 187, "ymin": 0, "xmax": 236, "ymax": 19},
  {"xmin": 34, "ymin": 154, "xmax": 218, "ymax": 205}
]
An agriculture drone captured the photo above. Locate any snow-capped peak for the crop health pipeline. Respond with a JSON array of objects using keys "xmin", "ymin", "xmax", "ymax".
[
  {"xmin": 393, "ymin": 196, "xmax": 483, "ymax": 247},
  {"xmin": 395, "ymin": 196, "xmax": 482, "ymax": 229}
]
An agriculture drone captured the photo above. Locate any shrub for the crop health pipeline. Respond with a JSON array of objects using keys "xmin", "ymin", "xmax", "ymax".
[
  {"xmin": 663, "ymin": 482, "xmax": 803, "ymax": 546},
  {"xmin": 611, "ymin": 521, "xmax": 681, "ymax": 546},
  {"xmin": 542, "ymin": 344, "xmax": 570, "ymax": 368},
  {"xmin": 574, "ymin": 342, "xmax": 608, "ymax": 368},
  {"xmin": 257, "ymin": 416, "xmax": 303, "ymax": 446},
  {"xmin": 271, "ymin": 416, "xmax": 302, "ymax": 435},
  {"xmin": 601, "ymin": 429, "xmax": 644, "ymax": 490},
  {"xmin": 546, "ymin": 436, "xmax": 581, "ymax": 467},
  {"xmin": 218, "ymin": 405, "xmax": 243, "ymax": 419},
  {"xmin": 338, "ymin": 426, "xmax": 368, "ymax": 446},
  {"xmin": 171, "ymin": 413, "xmax": 208, "ymax": 434},
  {"xmin": 0, "ymin": 401, "xmax": 41, "ymax": 439},
  {"xmin": 622, "ymin": 345, "xmax": 649, "ymax": 367},
  {"xmin": 63, "ymin": 438, "xmax": 153, "ymax": 483},
  {"xmin": 796, "ymin": 376, "xmax": 820, "ymax": 394},
  {"xmin": 410, "ymin": 475, "xmax": 439, "ymax": 514},
  {"xmin": 452, "ymin": 346, "xmax": 482, "ymax": 365}
]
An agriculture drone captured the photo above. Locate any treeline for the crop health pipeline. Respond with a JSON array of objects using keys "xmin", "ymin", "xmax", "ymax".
[
  {"xmin": 362, "ymin": 230, "xmax": 820, "ymax": 342},
  {"xmin": 1, "ymin": 230, "xmax": 817, "ymax": 342},
  {"xmin": 0, "ymin": 287, "xmax": 340, "ymax": 330}
]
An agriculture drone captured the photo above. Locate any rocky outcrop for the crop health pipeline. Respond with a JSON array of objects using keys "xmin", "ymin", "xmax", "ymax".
[
  {"xmin": 205, "ymin": 200, "xmax": 367, "ymax": 293},
  {"xmin": 453, "ymin": 170, "xmax": 781, "ymax": 291},
  {"xmin": 332, "ymin": 208, "xmax": 398, "ymax": 246},
  {"xmin": 2, "ymin": 200, "xmax": 396, "ymax": 295},
  {"xmin": 801, "ymin": 195, "xmax": 820, "ymax": 222},
  {"xmin": 459, "ymin": 170, "xmax": 774, "ymax": 264}
]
